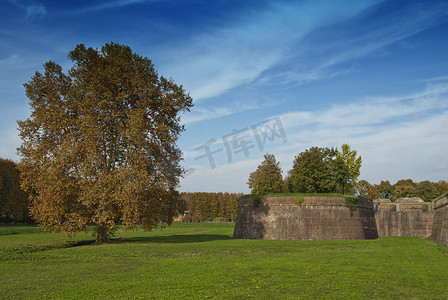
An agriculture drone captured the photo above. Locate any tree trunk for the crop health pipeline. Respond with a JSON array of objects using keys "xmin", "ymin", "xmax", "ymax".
[{"xmin": 96, "ymin": 223, "xmax": 110, "ymax": 243}]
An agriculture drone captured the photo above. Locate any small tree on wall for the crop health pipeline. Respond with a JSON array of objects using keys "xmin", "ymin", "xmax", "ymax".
[
  {"xmin": 247, "ymin": 154, "xmax": 283, "ymax": 194},
  {"xmin": 333, "ymin": 144, "xmax": 362, "ymax": 194},
  {"xmin": 287, "ymin": 147, "xmax": 334, "ymax": 193},
  {"xmin": 287, "ymin": 144, "xmax": 362, "ymax": 194}
]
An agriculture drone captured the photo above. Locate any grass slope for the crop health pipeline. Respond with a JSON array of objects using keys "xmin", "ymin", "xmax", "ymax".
[{"xmin": 1, "ymin": 223, "xmax": 448, "ymax": 299}]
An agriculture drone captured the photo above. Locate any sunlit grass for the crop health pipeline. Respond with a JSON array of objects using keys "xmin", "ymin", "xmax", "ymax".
[{"xmin": 1, "ymin": 223, "xmax": 447, "ymax": 299}]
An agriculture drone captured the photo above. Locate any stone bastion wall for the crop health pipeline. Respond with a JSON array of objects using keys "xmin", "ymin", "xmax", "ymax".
[
  {"xmin": 432, "ymin": 195, "xmax": 448, "ymax": 246},
  {"xmin": 233, "ymin": 196, "xmax": 378, "ymax": 240},
  {"xmin": 374, "ymin": 198, "xmax": 434, "ymax": 238}
]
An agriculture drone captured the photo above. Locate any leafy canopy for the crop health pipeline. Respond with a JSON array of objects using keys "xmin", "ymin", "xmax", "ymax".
[
  {"xmin": 287, "ymin": 147, "xmax": 334, "ymax": 193},
  {"xmin": 354, "ymin": 179, "xmax": 448, "ymax": 201},
  {"xmin": 287, "ymin": 144, "xmax": 362, "ymax": 194},
  {"xmin": 17, "ymin": 43, "xmax": 193, "ymax": 242},
  {"xmin": 334, "ymin": 144, "xmax": 362, "ymax": 194},
  {"xmin": 0, "ymin": 158, "xmax": 29, "ymax": 222},
  {"xmin": 247, "ymin": 154, "xmax": 283, "ymax": 194}
]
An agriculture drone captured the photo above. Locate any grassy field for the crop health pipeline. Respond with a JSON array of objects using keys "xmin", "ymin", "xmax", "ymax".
[{"xmin": 1, "ymin": 223, "xmax": 448, "ymax": 299}]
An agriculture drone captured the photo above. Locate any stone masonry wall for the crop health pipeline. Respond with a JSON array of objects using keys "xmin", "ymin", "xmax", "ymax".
[
  {"xmin": 432, "ymin": 196, "xmax": 448, "ymax": 246},
  {"xmin": 233, "ymin": 196, "xmax": 377, "ymax": 240},
  {"xmin": 374, "ymin": 200, "xmax": 434, "ymax": 238}
]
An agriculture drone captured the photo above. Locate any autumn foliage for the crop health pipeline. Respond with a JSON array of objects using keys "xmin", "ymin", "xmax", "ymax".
[
  {"xmin": 17, "ymin": 43, "xmax": 193, "ymax": 241},
  {"xmin": 0, "ymin": 158, "xmax": 29, "ymax": 223},
  {"xmin": 356, "ymin": 179, "xmax": 448, "ymax": 201}
]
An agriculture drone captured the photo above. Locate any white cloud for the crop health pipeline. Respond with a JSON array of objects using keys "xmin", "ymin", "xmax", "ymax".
[
  {"xmin": 160, "ymin": 0, "xmax": 381, "ymax": 101},
  {"xmin": 257, "ymin": 1, "xmax": 448, "ymax": 87},
  {"xmin": 8, "ymin": 0, "xmax": 46, "ymax": 19},
  {"xmin": 417, "ymin": 75, "xmax": 448, "ymax": 83},
  {"xmin": 357, "ymin": 112, "xmax": 448, "ymax": 183},
  {"xmin": 180, "ymin": 82, "xmax": 448, "ymax": 192},
  {"xmin": 280, "ymin": 83, "xmax": 448, "ymax": 130},
  {"xmin": 180, "ymin": 158, "xmax": 261, "ymax": 192},
  {"xmin": 277, "ymin": 83, "xmax": 448, "ymax": 184},
  {"xmin": 181, "ymin": 101, "xmax": 260, "ymax": 125},
  {"xmin": 157, "ymin": 0, "xmax": 448, "ymax": 103},
  {"xmin": 71, "ymin": 0, "xmax": 159, "ymax": 14}
]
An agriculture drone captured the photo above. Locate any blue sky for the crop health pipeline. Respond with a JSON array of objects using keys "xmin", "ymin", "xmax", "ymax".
[{"xmin": 1, "ymin": 0, "xmax": 448, "ymax": 193}]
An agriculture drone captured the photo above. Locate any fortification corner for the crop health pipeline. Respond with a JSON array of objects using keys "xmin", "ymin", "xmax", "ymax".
[{"xmin": 431, "ymin": 195, "xmax": 448, "ymax": 246}]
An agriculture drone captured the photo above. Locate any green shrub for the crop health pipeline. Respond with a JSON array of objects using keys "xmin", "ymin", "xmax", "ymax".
[
  {"xmin": 253, "ymin": 195, "xmax": 262, "ymax": 207},
  {"xmin": 344, "ymin": 196, "xmax": 358, "ymax": 216},
  {"xmin": 295, "ymin": 196, "xmax": 304, "ymax": 206}
]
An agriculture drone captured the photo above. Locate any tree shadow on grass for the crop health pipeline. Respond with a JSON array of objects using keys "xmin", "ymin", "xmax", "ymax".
[
  {"xmin": 115, "ymin": 234, "xmax": 232, "ymax": 244},
  {"xmin": 71, "ymin": 233, "xmax": 232, "ymax": 247}
]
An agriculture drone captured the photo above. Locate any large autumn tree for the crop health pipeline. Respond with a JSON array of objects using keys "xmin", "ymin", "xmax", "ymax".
[
  {"xmin": 17, "ymin": 43, "xmax": 193, "ymax": 242},
  {"xmin": 247, "ymin": 154, "xmax": 283, "ymax": 194}
]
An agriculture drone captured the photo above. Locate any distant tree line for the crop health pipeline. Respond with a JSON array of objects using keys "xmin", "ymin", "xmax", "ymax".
[
  {"xmin": 356, "ymin": 179, "xmax": 448, "ymax": 201},
  {"xmin": 179, "ymin": 192, "xmax": 241, "ymax": 222},
  {"xmin": 0, "ymin": 158, "xmax": 30, "ymax": 223},
  {"xmin": 0, "ymin": 157, "xmax": 242, "ymax": 224}
]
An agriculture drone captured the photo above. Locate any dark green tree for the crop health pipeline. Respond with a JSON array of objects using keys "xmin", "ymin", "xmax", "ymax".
[
  {"xmin": 17, "ymin": 43, "xmax": 193, "ymax": 242},
  {"xmin": 247, "ymin": 154, "xmax": 283, "ymax": 194},
  {"xmin": 288, "ymin": 147, "xmax": 334, "ymax": 193},
  {"xmin": 331, "ymin": 155, "xmax": 351, "ymax": 194},
  {"xmin": 392, "ymin": 179, "xmax": 418, "ymax": 200},
  {"xmin": 417, "ymin": 181, "xmax": 439, "ymax": 201},
  {"xmin": 0, "ymin": 158, "xmax": 29, "ymax": 223},
  {"xmin": 376, "ymin": 180, "xmax": 394, "ymax": 199},
  {"xmin": 435, "ymin": 180, "xmax": 448, "ymax": 198},
  {"xmin": 355, "ymin": 179, "xmax": 374, "ymax": 198}
]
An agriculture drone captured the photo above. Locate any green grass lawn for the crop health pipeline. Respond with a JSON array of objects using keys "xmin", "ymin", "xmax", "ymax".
[{"xmin": 1, "ymin": 223, "xmax": 447, "ymax": 299}]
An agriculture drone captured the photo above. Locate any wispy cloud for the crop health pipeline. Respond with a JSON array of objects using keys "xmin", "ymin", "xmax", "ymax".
[
  {"xmin": 279, "ymin": 82, "xmax": 448, "ymax": 130},
  {"xmin": 160, "ymin": 0, "xmax": 448, "ymax": 101},
  {"xmin": 181, "ymin": 82, "xmax": 448, "ymax": 192},
  {"xmin": 277, "ymin": 82, "xmax": 448, "ymax": 183},
  {"xmin": 8, "ymin": 0, "xmax": 46, "ymax": 19},
  {"xmin": 256, "ymin": 1, "xmax": 448, "ymax": 86},
  {"xmin": 71, "ymin": 0, "xmax": 160, "ymax": 14},
  {"xmin": 182, "ymin": 105, "xmax": 246, "ymax": 125},
  {"xmin": 181, "ymin": 98, "xmax": 274, "ymax": 125},
  {"xmin": 160, "ymin": 0, "xmax": 381, "ymax": 101},
  {"xmin": 417, "ymin": 75, "xmax": 448, "ymax": 83},
  {"xmin": 180, "ymin": 158, "xmax": 261, "ymax": 192}
]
